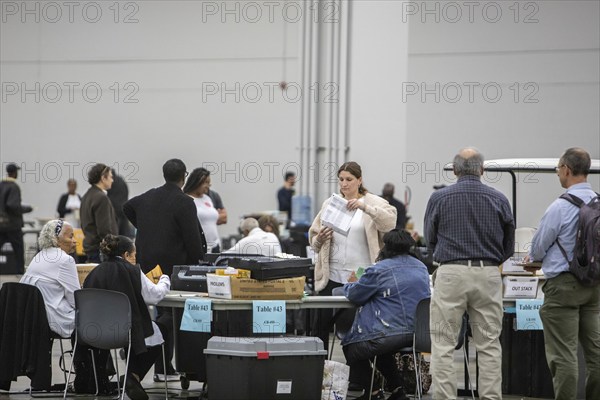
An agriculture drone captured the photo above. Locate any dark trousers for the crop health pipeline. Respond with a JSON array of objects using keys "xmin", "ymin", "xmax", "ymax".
[
  {"xmin": 0, "ymin": 230, "xmax": 25, "ymax": 273},
  {"xmin": 343, "ymin": 333, "xmax": 413, "ymax": 391},
  {"xmin": 311, "ymin": 280, "xmax": 343, "ymax": 350},
  {"xmin": 154, "ymin": 307, "xmax": 175, "ymax": 375}
]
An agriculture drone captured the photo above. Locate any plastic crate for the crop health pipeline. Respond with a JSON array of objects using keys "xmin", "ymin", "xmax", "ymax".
[{"xmin": 204, "ymin": 336, "xmax": 327, "ymax": 400}]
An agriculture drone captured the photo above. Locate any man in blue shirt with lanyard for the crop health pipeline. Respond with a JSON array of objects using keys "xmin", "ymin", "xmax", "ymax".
[
  {"xmin": 526, "ymin": 148, "xmax": 600, "ymax": 399},
  {"xmin": 424, "ymin": 147, "xmax": 515, "ymax": 400}
]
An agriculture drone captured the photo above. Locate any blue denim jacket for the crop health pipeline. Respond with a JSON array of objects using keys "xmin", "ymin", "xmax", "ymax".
[{"xmin": 341, "ymin": 255, "xmax": 430, "ymax": 345}]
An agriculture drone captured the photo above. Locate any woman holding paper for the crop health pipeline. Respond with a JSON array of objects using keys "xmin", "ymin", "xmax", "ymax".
[
  {"xmin": 309, "ymin": 161, "xmax": 396, "ymax": 348},
  {"xmin": 77, "ymin": 235, "xmax": 170, "ymax": 399}
]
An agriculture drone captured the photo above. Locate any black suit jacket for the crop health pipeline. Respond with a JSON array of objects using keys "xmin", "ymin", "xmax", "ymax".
[{"xmin": 123, "ymin": 182, "xmax": 206, "ymax": 275}]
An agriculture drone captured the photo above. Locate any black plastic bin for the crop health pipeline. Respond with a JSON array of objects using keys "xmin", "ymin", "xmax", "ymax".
[{"xmin": 204, "ymin": 336, "xmax": 327, "ymax": 400}]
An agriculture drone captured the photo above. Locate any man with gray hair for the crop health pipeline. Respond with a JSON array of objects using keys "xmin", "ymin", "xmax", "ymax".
[
  {"xmin": 224, "ymin": 217, "xmax": 282, "ymax": 256},
  {"xmin": 424, "ymin": 147, "xmax": 515, "ymax": 399}
]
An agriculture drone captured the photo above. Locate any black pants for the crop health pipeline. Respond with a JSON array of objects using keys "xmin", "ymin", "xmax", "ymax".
[
  {"xmin": 154, "ymin": 307, "xmax": 175, "ymax": 375},
  {"xmin": 0, "ymin": 230, "xmax": 24, "ymax": 274},
  {"xmin": 311, "ymin": 280, "xmax": 343, "ymax": 350},
  {"xmin": 343, "ymin": 333, "xmax": 413, "ymax": 392}
]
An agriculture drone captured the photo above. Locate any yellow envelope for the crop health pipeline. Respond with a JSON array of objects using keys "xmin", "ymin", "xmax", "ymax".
[{"xmin": 145, "ymin": 265, "xmax": 163, "ymax": 284}]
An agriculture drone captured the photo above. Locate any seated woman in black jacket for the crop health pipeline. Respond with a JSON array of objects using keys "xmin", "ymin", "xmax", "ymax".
[{"xmin": 77, "ymin": 235, "xmax": 170, "ymax": 400}]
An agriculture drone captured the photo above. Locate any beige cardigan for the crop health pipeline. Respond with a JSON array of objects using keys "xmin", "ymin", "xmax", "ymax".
[{"xmin": 309, "ymin": 192, "xmax": 397, "ymax": 292}]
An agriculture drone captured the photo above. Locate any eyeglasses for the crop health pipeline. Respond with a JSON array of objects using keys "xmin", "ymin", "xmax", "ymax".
[{"xmin": 555, "ymin": 164, "xmax": 568, "ymax": 173}]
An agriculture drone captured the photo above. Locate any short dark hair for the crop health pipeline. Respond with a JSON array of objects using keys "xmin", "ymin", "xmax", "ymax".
[
  {"xmin": 163, "ymin": 159, "xmax": 187, "ymax": 183},
  {"xmin": 87, "ymin": 163, "xmax": 110, "ymax": 185},
  {"xmin": 376, "ymin": 229, "xmax": 415, "ymax": 261},
  {"xmin": 284, "ymin": 171, "xmax": 295, "ymax": 181},
  {"xmin": 560, "ymin": 147, "xmax": 591, "ymax": 176}
]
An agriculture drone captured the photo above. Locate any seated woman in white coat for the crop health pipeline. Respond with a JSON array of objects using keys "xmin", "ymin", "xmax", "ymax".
[{"xmin": 20, "ymin": 219, "xmax": 79, "ymax": 338}]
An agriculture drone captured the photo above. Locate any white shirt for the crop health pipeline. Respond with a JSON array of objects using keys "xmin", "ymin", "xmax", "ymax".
[
  {"xmin": 193, "ymin": 195, "xmax": 220, "ymax": 251},
  {"xmin": 329, "ymin": 201, "xmax": 371, "ymax": 284},
  {"xmin": 64, "ymin": 194, "xmax": 81, "ymax": 228},
  {"xmin": 139, "ymin": 272, "xmax": 170, "ymax": 346},
  {"xmin": 20, "ymin": 248, "xmax": 80, "ymax": 338},
  {"xmin": 224, "ymin": 227, "xmax": 282, "ymax": 256}
]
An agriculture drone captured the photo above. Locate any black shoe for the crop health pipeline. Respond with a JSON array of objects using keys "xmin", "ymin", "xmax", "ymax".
[
  {"xmin": 354, "ymin": 389, "xmax": 385, "ymax": 400},
  {"xmin": 348, "ymin": 382, "xmax": 363, "ymax": 392},
  {"xmin": 120, "ymin": 374, "xmax": 148, "ymax": 400},
  {"xmin": 388, "ymin": 386, "xmax": 409, "ymax": 400}
]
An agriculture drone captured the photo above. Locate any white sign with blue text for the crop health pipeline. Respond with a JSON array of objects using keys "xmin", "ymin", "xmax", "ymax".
[
  {"xmin": 253, "ymin": 300, "xmax": 286, "ymax": 334},
  {"xmin": 180, "ymin": 298, "xmax": 212, "ymax": 333},
  {"xmin": 516, "ymin": 299, "xmax": 543, "ymax": 330}
]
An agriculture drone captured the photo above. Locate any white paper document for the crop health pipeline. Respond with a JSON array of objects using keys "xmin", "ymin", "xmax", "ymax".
[{"xmin": 321, "ymin": 194, "xmax": 356, "ymax": 236}]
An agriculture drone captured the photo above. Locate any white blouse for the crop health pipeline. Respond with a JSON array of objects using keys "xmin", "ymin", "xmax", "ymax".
[
  {"xmin": 193, "ymin": 195, "xmax": 220, "ymax": 251},
  {"xmin": 329, "ymin": 199, "xmax": 371, "ymax": 284},
  {"xmin": 20, "ymin": 248, "xmax": 80, "ymax": 338}
]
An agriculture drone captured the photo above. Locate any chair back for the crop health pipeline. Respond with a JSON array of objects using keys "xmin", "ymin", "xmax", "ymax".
[
  {"xmin": 0, "ymin": 282, "xmax": 52, "ymax": 390},
  {"xmin": 413, "ymin": 297, "xmax": 431, "ymax": 353},
  {"xmin": 74, "ymin": 289, "xmax": 131, "ymax": 350}
]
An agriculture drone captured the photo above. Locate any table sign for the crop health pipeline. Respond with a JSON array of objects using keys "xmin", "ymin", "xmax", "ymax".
[
  {"xmin": 516, "ymin": 299, "xmax": 543, "ymax": 330},
  {"xmin": 253, "ymin": 300, "xmax": 286, "ymax": 334},
  {"xmin": 180, "ymin": 298, "xmax": 212, "ymax": 332}
]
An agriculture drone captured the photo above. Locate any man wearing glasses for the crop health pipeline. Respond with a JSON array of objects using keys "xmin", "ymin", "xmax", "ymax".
[{"xmin": 526, "ymin": 148, "xmax": 600, "ymax": 399}]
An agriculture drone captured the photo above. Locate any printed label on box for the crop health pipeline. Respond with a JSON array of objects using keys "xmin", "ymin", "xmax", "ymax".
[
  {"xmin": 503, "ymin": 276, "xmax": 539, "ymax": 298},
  {"xmin": 276, "ymin": 380, "xmax": 292, "ymax": 394}
]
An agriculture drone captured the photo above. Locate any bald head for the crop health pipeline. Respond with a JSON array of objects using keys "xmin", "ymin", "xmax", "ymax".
[{"xmin": 453, "ymin": 147, "xmax": 484, "ymax": 177}]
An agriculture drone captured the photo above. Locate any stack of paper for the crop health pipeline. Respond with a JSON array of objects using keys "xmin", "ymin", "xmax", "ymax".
[{"xmin": 321, "ymin": 194, "xmax": 356, "ymax": 236}]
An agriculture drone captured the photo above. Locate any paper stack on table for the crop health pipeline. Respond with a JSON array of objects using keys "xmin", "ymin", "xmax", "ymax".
[{"xmin": 321, "ymin": 193, "xmax": 356, "ymax": 236}]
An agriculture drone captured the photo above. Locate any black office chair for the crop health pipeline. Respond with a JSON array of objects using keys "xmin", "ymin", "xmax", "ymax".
[
  {"xmin": 410, "ymin": 297, "xmax": 431, "ymax": 400},
  {"xmin": 0, "ymin": 282, "xmax": 69, "ymax": 396},
  {"xmin": 64, "ymin": 289, "xmax": 132, "ymax": 400}
]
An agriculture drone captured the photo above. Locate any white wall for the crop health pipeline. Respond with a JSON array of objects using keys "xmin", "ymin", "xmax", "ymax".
[
  {"xmin": 1, "ymin": 1, "xmax": 303, "ymax": 236},
  {"xmin": 1, "ymin": 0, "xmax": 599, "ymax": 240},
  {"xmin": 345, "ymin": 1, "xmax": 409, "ymax": 205},
  {"xmin": 404, "ymin": 0, "xmax": 600, "ymax": 231}
]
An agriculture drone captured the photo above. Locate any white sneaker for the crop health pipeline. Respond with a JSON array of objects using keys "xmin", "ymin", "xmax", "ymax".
[{"xmin": 153, "ymin": 373, "xmax": 180, "ymax": 382}]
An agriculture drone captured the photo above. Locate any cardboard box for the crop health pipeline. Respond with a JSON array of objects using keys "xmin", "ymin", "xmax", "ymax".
[
  {"xmin": 503, "ymin": 276, "xmax": 539, "ymax": 298},
  {"xmin": 207, "ymin": 274, "xmax": 305, "ymax": 300},
  {"xmin": 76, "ymin": 263, "xmax": 97, "ymax": 287}
]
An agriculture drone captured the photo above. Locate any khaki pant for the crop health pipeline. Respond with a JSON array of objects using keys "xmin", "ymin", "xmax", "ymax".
[
  {"xmin": 430, "ymin": 264, "xmax": 503, "ymax": 400},
  {"xmin": 540, "ymin": 273, "xmax": 600, "ymax": 400}
]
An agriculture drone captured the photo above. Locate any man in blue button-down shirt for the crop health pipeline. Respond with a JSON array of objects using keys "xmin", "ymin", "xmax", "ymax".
[
  {"xmin": 425, "ymin": 147, "xmax": 514, "ymax": 400},
  {"xmin": 527, "ymin": 148, "xmax": 600, "ymax": 400}
]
